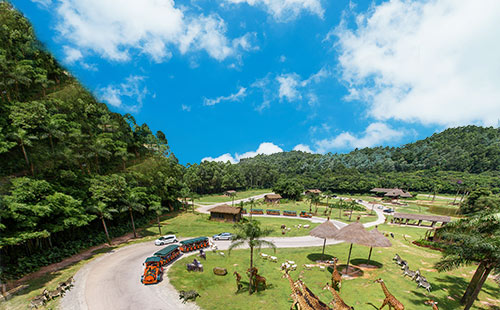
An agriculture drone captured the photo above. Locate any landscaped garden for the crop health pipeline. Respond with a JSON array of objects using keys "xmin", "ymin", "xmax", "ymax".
[{"xmin": 168, "ymin": 223, "xmax": 500, "ymax": 310}]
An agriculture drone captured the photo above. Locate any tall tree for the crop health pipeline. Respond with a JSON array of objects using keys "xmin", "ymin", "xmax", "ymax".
[
  {"xmin": 122, "ymin": 187, "xmax": 146, "ymax": 238},
  {"xmin": 435, "ymin": 209, "xmax": 500, "ymax": 310},
  {"xmin": 228, "ymin": 219, "xmax": 276, "ymax": 294},
  {"xmin": 88, "ymin": 202, "xmax": 117, "ymax": 245}
]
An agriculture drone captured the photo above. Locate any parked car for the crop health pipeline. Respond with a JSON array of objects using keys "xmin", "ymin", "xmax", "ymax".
[
  {"xmin": 383, "ymin": 208, "xmax": 394, "ymax": 214},
  {"xmin": 212, "ymin": 232, "xmax": 234, "ymax": 241},
  {"xmin": 155, "ymin": 234, "xmax": 178, "ymax": 246}
]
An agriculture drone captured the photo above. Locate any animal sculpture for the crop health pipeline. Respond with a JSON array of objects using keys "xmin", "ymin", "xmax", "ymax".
[
  {"xmin": 331, "ymin": 258, "xmax": 342, "ymax": 292},
  {"xmin": 424, "ymin": 300, "xmax": 439, "ymax": 309},
  {"xmin": 233, "ymin": 271, "xmax": 243, "ymax": 291},
  {"xmin": 322, "ymin": 283, "xmax": 354, "ymax": 309},
  {"xmin": 374, "ymin": 278, "xmax": 405, "ymax": 310},
  {"xmin": 179, "ymin": 290, "xmax": 200, "ymax": 303}
]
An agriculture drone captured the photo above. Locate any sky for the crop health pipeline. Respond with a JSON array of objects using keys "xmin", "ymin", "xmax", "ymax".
[{"xmin": 14, "ymin": 0, "xmax": 500, "ymax": 164}]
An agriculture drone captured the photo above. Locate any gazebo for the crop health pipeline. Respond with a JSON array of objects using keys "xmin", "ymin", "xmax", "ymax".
[{"xmin": 309, "ymin": 218, "xmax": 339, "ymax": 255}]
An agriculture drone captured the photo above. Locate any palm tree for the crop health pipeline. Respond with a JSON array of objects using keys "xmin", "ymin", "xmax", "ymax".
[
  {"xmin": 228, "ymin": 219, "xmax": 276, "ymax": 294},
  {"xmin": 435, "ymin": 211, "xmax": 500, "ymax": 310},
  {"xmin": 122, "ymin": 187, "xmax": 146, "ymax": 238},
  {"xmin": 89, "ymin": 202, "xmax": 117, "ymax": 245},
  {"xmin": 149, "ymin": 196, "xmax": 165, "ymax": 235}
]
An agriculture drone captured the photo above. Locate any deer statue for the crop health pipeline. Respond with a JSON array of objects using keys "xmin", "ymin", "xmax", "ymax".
[
  {"xmin": 331, "ymin": 258, "xmax": 342, "ymax": 292},
  {"xmin": 374, "ymin": 278, "xmax": 405, "ymax": 310},
  {"xmin": 322, "ymin": 283, "xmax": 354, "ymax": 310},
  {"xmin": 248, "ymin": 267, "xmax": 266, "ymax": 292},
  {"xmin": 233, "ymin": 271, "xmax": 242, "ymax": 292},
  {"xmin": 424, "ymin": 300, "xmax": 439, "ymax": 310}
]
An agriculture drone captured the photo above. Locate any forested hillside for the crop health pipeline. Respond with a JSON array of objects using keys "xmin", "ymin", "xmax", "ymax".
[{"xmin": 0, "ymin": 3, "xmax": 184, "ymax": 280}]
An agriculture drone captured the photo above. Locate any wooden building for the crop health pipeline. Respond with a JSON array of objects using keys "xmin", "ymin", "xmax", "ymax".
[
  {"xmin": 370, "ymin": 188, "xmax": 412, "ymax": 198},
  {"xmin": 208, "ymin": 205, "xmax": 241, "ymax": 222},
  {"xmin": 224, "ymin": 190, "xmax": 237, "ymax": 196},
  {"xmin": 264, "ymin": 194, "xmax": 282, "ymax": 204},
  {"xmin": 392, "ymin": 212, "xmax": 450, "ymax": 227},
  {"xmin": 305, "ymin": 189, "xmax": 322, "ymax": 195}
]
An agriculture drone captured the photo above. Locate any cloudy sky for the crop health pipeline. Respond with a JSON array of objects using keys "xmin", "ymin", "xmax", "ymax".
[{"xmin": 17, "ymin": 0, "xmax": 500, "ymax": 164}]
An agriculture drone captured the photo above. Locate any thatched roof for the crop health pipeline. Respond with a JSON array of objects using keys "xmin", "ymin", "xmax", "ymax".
[
  {"xmin": 224, "ymin": 190, "xmax": 236, "ymax": 194},
  {"xmin": 393, "ymin": 212, "xmax": 451, "ymax": 223},
  {"xmin": 384, "ymin": 188, "xmax": 412, "ymax": 198},
  {"xmin": 264, "ymin": 194, "xmax": 282, "ymax": 199},
  {"xmin": 305, "ymin": 189, "xmax": 322, "ymax": 194},
  {"xmin": 370, "ymin": 188, "xmax": 392, "ymax": 193},
  {"xmin": 368, "ymin": 227, "xmax": 392, "ymax": 248},
  {"xmin": 331, "ymin": 222, "xmax": 380, "ymax": 247},
  {"xmin": 309, "ymin": 219, "xmax": 339, "ymax": 239},
  {"xmin": 208, "ymin": 204, "xmax": 241, "ymax": 215}
]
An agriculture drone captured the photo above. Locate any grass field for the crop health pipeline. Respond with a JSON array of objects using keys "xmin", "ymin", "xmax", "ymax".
[
  {"xmin": 141, "ymin": 212, "xmax": 320, "ymax": 239},
  {"xmin": 169, "ymin": 223, "xmax": 500, "ymax": 310},
  {"xmin": 196, "ymin": 189, "xmax": 271, "ymax": 205}
]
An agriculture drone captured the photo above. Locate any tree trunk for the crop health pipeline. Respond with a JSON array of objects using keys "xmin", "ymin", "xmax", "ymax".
[
  {"xmin": 461, "ymin": 261, "xmax": 487, "ymax": 305},
  {"xmin": 157, "ymin": 215, "xmax": 162, "ymax": 235},
  {"xmin": 249, "ymin": 245, "xmax": 254, "ymax": 294},
  {"xmin": 129, "ymin": 208, "xmax": 137, "ymax": 238},
  {"xmin": 20, "ymin": 141, "xmax": 31, "ymax": 173},
  {"xmin": 49, "ymin": 134, "xmax": 54, "ymax": 153},
  {"xmin": 463, "ymin": 264, "xmax": 493, "ymax": 310},
  {"xmin": 101, "ymin": 216, "xmax": 112, "ymax": 245}
]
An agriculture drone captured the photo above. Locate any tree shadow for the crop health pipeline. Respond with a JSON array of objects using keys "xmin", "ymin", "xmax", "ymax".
[
  {"xmin": 307, "ymin": 253, "xmax": 336, "ymax": 262},
  {"xmin": 337, "ymin": 265, "xmax": 364, "ymax": 277},
  {"xmin": 350, "ymin": 258, "xmax": 383, "ymax": 269},
  {"xmin": 433, "ymin": 275, "xmax": 500, "ymax": 303}
]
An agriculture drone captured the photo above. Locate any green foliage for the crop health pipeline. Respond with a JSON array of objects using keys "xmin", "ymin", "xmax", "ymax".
[{"xmin": 272, "ymin": 178, "xmax": 304, "ymax": 200}]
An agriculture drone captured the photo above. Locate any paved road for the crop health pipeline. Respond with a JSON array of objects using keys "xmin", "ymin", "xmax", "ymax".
[{"xmin": 62, "ymin": 195, "xmax": 385, "ymax": 310}]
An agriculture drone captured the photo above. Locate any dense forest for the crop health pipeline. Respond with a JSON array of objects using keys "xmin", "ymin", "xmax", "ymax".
[
  {"xmin": 184, "ymin": 126, "xmax": 500, "ymax": 195},
  {"xmin": 0, "ymin": 3, "xmax": 184, "ymax": 280},
  {"xmin": 1, "ymin": 2, "xmax": 499, "ymax": 282}
]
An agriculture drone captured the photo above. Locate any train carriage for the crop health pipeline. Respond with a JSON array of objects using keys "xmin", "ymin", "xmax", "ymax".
[
  {"xmin": 283, "ymin": 210, "xmax": 297, "ymax": 217},
  {"xmin": 250, "ymin": 209, "xmax": 264, "ymax": 215},
  {"xmin": 154, "ymin": 244, "xmax": 181, "ymax": 266},
  {"xmin": 179, "ymin": 237, "xmax": 209, "ymax": 253},
  {"xmin": 266, "ymin": 209, "xmax": 280, "ymax": 216}
]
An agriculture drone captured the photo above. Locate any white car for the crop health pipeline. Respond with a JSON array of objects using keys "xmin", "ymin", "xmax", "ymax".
[{"xmin": 155, "ymin": 234, "xmax": 178, "ymax": 246}]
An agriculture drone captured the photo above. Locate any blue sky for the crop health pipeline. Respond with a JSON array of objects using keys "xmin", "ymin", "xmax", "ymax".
[{"xmin": 15, "ymin": 0, "xmax": 500, "ymax": 164}]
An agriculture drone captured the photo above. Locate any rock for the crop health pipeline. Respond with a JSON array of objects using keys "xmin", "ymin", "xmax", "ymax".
[{"xmin": 213, "ymin": 267, "xmax": 227, "ymax": 276}]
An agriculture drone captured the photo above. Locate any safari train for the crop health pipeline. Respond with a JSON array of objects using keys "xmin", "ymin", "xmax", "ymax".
[{"xmin": 141, "ymin": 237, "xmax": 209, "ymax": 285}]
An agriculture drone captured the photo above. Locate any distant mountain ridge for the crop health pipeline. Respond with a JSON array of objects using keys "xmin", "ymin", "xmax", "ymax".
[{"xmin": 239, "ymin": 126, "xmax": 500, "ymax": 173}]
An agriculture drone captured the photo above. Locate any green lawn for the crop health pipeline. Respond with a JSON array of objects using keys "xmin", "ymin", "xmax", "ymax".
[
  {"xmin": 168, "ymin": 223, "xmax": 500, "ymax": 310},
  {"xmin": 196, "ymin": 189, "xmax": 271, "ymax": 205},
  {"xmin": 141, "ymin": 212, "xmax": 319, "ymax": 239}
]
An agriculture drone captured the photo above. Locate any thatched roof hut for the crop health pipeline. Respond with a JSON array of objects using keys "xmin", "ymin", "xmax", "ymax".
[
  {"xmin": 309, "ymin": 219, "xmax": 339, "ymax": 255},
  {"xmin": 208, "ymin": 204, "xmax": 241, "ymax": 222}
]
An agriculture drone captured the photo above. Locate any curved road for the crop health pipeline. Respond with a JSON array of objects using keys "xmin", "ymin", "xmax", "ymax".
[{"xmin": 61, "ymin": 195, "xmax": 385, "ymax": 310}]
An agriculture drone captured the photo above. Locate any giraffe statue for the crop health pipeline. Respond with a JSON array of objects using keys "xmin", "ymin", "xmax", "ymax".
[
  {"xmin": 424, "ymin": 300, "xmax": 439, "ymax": 310},
  {"xmin": 374, "ymin": 278, "xmax": 405, "ymax": 310},
  {"xmin": 282, "ymin": 271, "xmax": 313, "ymax": 310},
  {"xmin": 331, "ymin": 258, "xmax": 342, "ymax": 292},
  {"xmin": 322, "ymin": 283, "xmax": 354, "ymax": 310},
  {"xmin": 295, "ymin": 279, "xmax": 330, "ymax": 310}
]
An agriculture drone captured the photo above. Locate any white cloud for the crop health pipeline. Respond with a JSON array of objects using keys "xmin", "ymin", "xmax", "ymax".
[
  {"xmin": 54, "ymin": 0, "xmax": 256, "ymax": 63},
  {"xmin": 236, "ymin": 142, "xmax": 283, "ymax": 160},
  {"xmin": 315, "ymin": 122, "xmax": 404, "ymax": 153},
  {"xmin": 99, "ymin": 75, "xmax": 148, "ymax": 112},
  {"xmin": 276, "ymin": 67, "xmax": 330, "ymax": 102},
  {"xmin": 181, "ymin": 104, "xmax": 191, "ymax": 112},
  {"xmin": 276, "ymin": 73, "xmax": 301, "ymax": 101},
  {"xmin": 204, "ymin": 87, "xmax": 247, "ymax": 106},
  {"xmin": 335, "ymin": 0, "xmax": 500, "ymax": 126},
  {"xmin": 279, "ymin": 55, "xmax": 287, "ymax": 62},
  {"xmin": 293, "ymin": 144, "xmax": 313, "ymax": 153},
  {"xmin": 202, "ymin": 153, "xmax": 237, "ymax": 164},
  {"xmin": 225, "ymin": 0, "xmax": 324, "ymax": 22},
  {"xmin": 202, "ymin": 142, "xmax": 283, "ymax": 163},
  {"xmin": 63, "ymin": 46, "xmax": 83, "ymax": 63},
  {"xmin": 31, "ymin": 0, "xmax": 52, "ymax": 8}
]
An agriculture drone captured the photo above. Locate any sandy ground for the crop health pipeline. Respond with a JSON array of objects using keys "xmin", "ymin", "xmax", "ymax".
[{"xmin": 61, "ymin": 196, "xmax": 385, "ymax": 310}]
